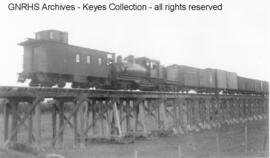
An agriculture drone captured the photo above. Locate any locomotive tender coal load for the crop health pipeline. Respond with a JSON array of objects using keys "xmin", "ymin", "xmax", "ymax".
[{"xmin": 18, "ymin": 30, "xmax": 268, "ymax": 94}]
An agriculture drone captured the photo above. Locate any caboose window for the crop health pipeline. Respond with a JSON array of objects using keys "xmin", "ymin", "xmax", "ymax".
[
  {"xmin": 50, "ymin": 32, "xmax": 54, "ymax": 39},
  {"xmin": 76, "ymin": 54, "xmax": 80, "ymax": 63},
  {"xmin": 98, "ymin": 58, "xmax": 102, "ymax": 65},
  {"xmin": 87, "ymin": 56, "xmax": 91, "ymax": 64}
]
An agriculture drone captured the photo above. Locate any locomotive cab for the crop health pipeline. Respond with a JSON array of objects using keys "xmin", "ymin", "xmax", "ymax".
[
  {"xmin": 113, "ymin": 55, "xmax": 148, "ymax": 77},
  {"xmin": 111, "ymin": 55, "xmax": 162, "ymax": 90},
  {"xmin": 135, "ymin": 57, "xmax": 160, "ymax": 79}
]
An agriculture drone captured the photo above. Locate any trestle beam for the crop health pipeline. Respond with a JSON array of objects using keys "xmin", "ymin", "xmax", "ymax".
[{"xmin": 0, "ymin": 87, "xmax": 267, "ymax": 148}]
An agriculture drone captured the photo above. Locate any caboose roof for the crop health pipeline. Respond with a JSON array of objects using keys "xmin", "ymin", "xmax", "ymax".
[
  {"xmin": 36, "ymin": 29, "xmax": 66, "ymax": 34},
  {"xmin": 18, "ymin": 39, "xmax": 114, "ymax": 55}
]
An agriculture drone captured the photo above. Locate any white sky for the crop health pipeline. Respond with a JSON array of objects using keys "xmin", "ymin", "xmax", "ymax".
[{"xmin": 0, "ymin": 0, "xmax": 269, "ymax": 86}]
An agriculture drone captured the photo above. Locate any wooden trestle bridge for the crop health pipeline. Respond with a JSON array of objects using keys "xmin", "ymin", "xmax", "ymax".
[{"xmin": 0, "ymin": 86, "xmax": 268, "ymax": 147}]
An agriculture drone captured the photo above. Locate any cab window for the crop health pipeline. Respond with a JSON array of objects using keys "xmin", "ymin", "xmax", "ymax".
[
  {"xmin": 107, "ymin": 54, "xmax": 113, "ymax": 65},
  {"xmin": 152, "ymin": 63, "xmax": 158, "ymax": 70}
]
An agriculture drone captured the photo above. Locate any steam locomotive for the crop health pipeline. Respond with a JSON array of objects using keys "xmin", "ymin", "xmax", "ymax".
[{"xmin": 18, "ymin": 30, "xmax": 268, "ymax": 94}]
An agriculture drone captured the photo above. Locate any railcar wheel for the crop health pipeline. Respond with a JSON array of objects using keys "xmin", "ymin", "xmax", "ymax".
[
  {"xmin": 57, "ymin": 82, "xmax": 66, "ymax": 88},
  {"xmin": 29, "ymin": 80, "xmax": 39, "ymax": 87},
  {"xmin": 71, "ymin": 82, "xmax": 88, "ymax": 89},
  {"xmin": 71, "ymin": 82, "xmax": 79, "ymax": 88},
  {"xmin": 40, "ymin": 82, "xmax": 54, "ymax": 87}
]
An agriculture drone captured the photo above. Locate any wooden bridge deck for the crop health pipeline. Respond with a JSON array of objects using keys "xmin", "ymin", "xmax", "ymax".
[
  {"xmin": 0, "ymin": 86, "xmax": 268, "ymax": 148},
  {"xmin": 0, "ymin": 86, "xmax": 264, "ymax": 99}
]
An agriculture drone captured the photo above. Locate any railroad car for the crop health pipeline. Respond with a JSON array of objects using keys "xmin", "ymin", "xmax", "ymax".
[
  {"xmin": 199, "ymin": 69, "xmax": 216, "ymax": 89},
  {"xmin": 18, "ymin": 30, "xmax": 115, "ymax": 88},
  {"xmin": 246, "ymin": 78, "xmax": 256, "ymax": 92},
  {"xmin": 166, "ymin": 65, "xmax": 183, "ymax": 86},
  {"xmin": 215, "ymin": 69, "xmax": 227, "ymax": 89},
  {"xmin": 18, "ymin": 30, "xmax": 269, "ymax": 94},
  {"xmin": 237, "ymin": 76, "xmax": 246, "ymax": 91},
  {"xmin": 254, "ymin": 79, "xmax": 262, "ymax": 92},
  {"xmin": 165, "ymin": 65, "xmax": 201, "ymax": 91},
  {"xmin": 237, "ymin": 76, "xmax": 259, "ymax": 93},
  {"xmin": 226, "ymin": 71, "xmax": 238, "ymax": 90},
  {"xmin": 262, "ymin": 81, "xmax": 269, "ymax": 93}
]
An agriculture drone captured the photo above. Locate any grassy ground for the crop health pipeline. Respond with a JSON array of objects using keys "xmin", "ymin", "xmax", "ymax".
[{"xmin": 0, "ymin": 114, "xmax": 268, "ymax": 158}]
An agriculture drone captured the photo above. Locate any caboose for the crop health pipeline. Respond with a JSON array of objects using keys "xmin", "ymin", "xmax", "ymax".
[{"xmin": 18, "ymin": 30, "xmax": 115, "ymax": 88}]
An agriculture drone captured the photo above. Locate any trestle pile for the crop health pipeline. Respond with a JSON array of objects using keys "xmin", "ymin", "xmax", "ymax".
[{"xmin": 0, "ymin": 86, "xmax": 268, "ymax": 147}]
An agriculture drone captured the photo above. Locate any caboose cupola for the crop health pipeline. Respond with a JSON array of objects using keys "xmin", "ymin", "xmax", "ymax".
[{"xmin": 35, "ymin": 30, "xmax": 68, "ymax": 44}]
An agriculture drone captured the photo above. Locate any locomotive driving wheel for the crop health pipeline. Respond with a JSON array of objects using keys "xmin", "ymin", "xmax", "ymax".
[{"xmin": 71, "ymin": 82, "xmax": 88, "ymax": 88}]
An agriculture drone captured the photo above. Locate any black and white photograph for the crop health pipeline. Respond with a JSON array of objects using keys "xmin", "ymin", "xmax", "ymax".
[{"xmin": 0, "ymin": 0, "xmax": 269, "ymax": 157}]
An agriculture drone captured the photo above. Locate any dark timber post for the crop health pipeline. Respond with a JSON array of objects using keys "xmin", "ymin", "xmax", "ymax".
[
  {"xmin": 119, "ymin": 101, "xmax": 124, "ymax": 133},
  {"xmin": 85, "ymin": 100, "xmax": 90, "ymax": 137},
  {"xmin": 59, "ymin": 101, "xmax": 64, "ymax": 147},
  {"xmin": 178, "ymin": 100, "xmax": 182, "ymax": 131},
  {"xmin": 194, "ymin": 98, "xmax": 200, "ymax": 130},
  {"xmin": 157, "ymin": 100, "xmax": 161, "ymax": 130},
  {"xmin": 205, "ymin": 99, "xmax": 210, "ymax": 128},
  {"xmin": 73, "ymin": 104, "xmax": 78, "ymax": 146},
  {"xmin": 160, "ymin": 99, "xmax": 168, "ymax": 130},
  {"xmin": 3, "ymin": 101, "xmax": 9, "ymax": 142},
  {"xmin": 141, "ymin": 100, "xmax": 147, "ymax": 134},
  {"xmin": 79, "ymin": 101, "xmax": 86, "ymax": 147},
  {"xmin": 239, "ymin": 99, "xmax": 243, "ymax": 121},
  {"xmin": 259, "ymin": 99, "xmax": 263, "ymax": 116},
  {"xmin": 181, "ymin": 100, "xmax": 187, "ymax": 131},
  {"xmin": 10, "ymin": 100, "xmax": 18, "ymax": 142},
  {"xmin": 52, "ymin": 102, "xmax": 57, "ymax": 147},
  {"xmin": 126, "ymin": 100, "xmax": 130, "ymax": 134},
  {"xmin": 187, "ymin": 99, "xmax": 192, "ymax": 130},
  {"xmin": 91, "ymin": 101, "xmax": 96, "ymax": 135},
  {"xmin": 28, "ymin": 106, "xmax": 33, "ymax": 144},
  {"xmin": 133, "ymin": 100, "xmax": 139, "ymax": 132},
  {"xmin": 173, "ymin": 100, "xmax": 179, "ymax": 133},
  {"xmin": 100, "ymin": 101, "xmax": 104, "ymax": 137},
  {"xmin": 35, "ymin": 102, "xmax": 41, "ymax": 144},
  {"xmin": 243, "ymin": 99, "xmax": 247, "ymax": 120}
]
